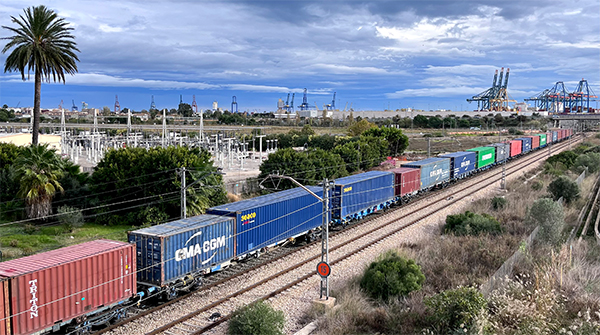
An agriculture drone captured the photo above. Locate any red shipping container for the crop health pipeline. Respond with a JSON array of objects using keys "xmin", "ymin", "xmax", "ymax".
[
  {"xmin": 525, "ymin": 136, "xmax": 540, "ymax": 149},
  {"xmin": 547, "ymin": 132, "xmax": 553, "ymax": 144},
  {"xmin": 0, "ymin": 240, "xmax": 136, "ymax": 335},
  {"xmin": 507, "ymin": 140, "xmax": 522, "ymax": 157},
  {"xmin": 1, "ymin": 279, "xmax": 7, "ymax": 335},
  {"xmin": 557, "ymin": 129, "xmax": 563, "ymax": 140},
  {"xmin": 390, "ymin": 167, "xmax": 420, "ymax": 197}
]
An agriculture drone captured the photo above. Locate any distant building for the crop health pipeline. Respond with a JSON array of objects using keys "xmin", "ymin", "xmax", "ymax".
[{"xmin": 0, "ymin": 133, "xmax": 62, "ymax": 153}]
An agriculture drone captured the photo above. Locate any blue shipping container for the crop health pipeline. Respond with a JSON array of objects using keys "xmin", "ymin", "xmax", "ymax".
[
  {"xmin": 489, "ymin": 143, "xmax": 510, "ymax": 163},
  {"xmin": 438, "ymin": 152, "xmax": 477, "ymax": 179},
  {"xmin": 402, "ymin": 157, "xmax": 451, "ymax": 190},
  {"xmin": 552, "ymin": 131, "xmax": 558, "ymax": 142},
  {"xmin": 207, "ymin": 186, "xmax": 324, "ymax": 255},
  {"xmin": 331, "ymin": 171, "xmax": 395, "ymax": 222},
  {"xmin": 515, "ymin": 137, "xmax": 532, "ymax": 152},
  {"xmin": 128, "ymin": 214, "xmax": 235, "ymax": 286}
]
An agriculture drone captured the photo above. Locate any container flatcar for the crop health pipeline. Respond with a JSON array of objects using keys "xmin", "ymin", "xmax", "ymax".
[
  {"xmin": 389, "ymin": 167, "xmax": 420, "ymax": 198},
  {"xmin": 507, "ymin": 140, "xmax": 522, "ymax": 157},
  {"xmin": 552, "ymin": 131, "xmax": 558, "ymax": 142},
  {"xmin": 331, "ymin": 171, "xmax": 395, "ymax": 224},
  {"xmin": 466, "ymin": 147, "xmax": 496, "ymax": 169},
  {"xmin": 207, "ymin": 186, "xmax": 323, "ymax": 255},
  {"xmin": 546, "ymin": 132, "xmax": 553, "ymax": 144},
  {"xmin": 515, "ymin": 137, "xmax": 532, "ymax": 152},
  {"xmin": 402, "ymin": 157, "xmax": 451, "ymax": 190},
  {"xmin": 438, "ymin": 151, "xmax": 477, "ymax": 179},
  {"xmin": 128, "ymin": 215, "xmax": 236, "ymax": 288},
  {"xmin": 538, "ymin": 134, "xmax": 547, "ymax": 147},
  {"xmin": 0, "ymin": 240, "xmax": 136, "ymax": 335},
  {"xmin": 488, "ymin": 143, "xmax": 510, "ymax": 163}
]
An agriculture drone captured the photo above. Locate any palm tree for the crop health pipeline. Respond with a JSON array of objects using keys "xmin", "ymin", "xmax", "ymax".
[
  {"xmin": 14, "ymin": 144, "xmax": 65, "ymax": 220},
  {"xmin": 2, "ymin": 5, "xmax": 79, "ymax": 145}
]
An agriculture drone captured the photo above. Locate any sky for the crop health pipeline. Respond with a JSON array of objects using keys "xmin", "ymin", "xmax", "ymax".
[{"xmin": 1, "ymin": 0, "xmax": 599, "ymax": 113}]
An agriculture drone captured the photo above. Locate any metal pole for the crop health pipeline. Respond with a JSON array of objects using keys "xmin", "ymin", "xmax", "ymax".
[
  {"xmin": 180, "ymin": 167, "xmax": 187, "ymax": 219},
  {"xmin": 427, "ymin": 137, "xmax": 431, "ymax": 158},
  {"xmin": 321, "ymin": 179, "xmax": 330, "ymax": 299}
]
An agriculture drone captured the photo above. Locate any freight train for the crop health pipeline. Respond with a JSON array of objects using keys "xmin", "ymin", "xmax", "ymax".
[{"xmin": 0, "ymin": 129, "xmax": 573, "ymax": 335}]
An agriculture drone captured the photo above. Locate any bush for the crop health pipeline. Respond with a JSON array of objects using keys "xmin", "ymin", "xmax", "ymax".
[
  {"xmin": 527, "ymin": 198, "xmax": 564, "ymax": 247},
  {"xmin": 547, "ymin": 151, "xmax": 578, "ymax": 170},
  {"xmin": 491, "ymin": 197, "xmax": 507, "ymax": 210},
  {"xmin": 444, "ymin": 211, "xmax": 503, "ymax": 236},
  {"xmin": 360, "ymin": 250, "xmax": 425, "ymax": 301},
  {"xmin": 424, "ymin": 287, "xmax": 487, "ymax": 334},
  {"xmin": 548, "ymin": 176, "xmax": 580, "ymax": 204},
  {"xmin": 531, "ymin": 180, "xmax": 544, "ymax": 191},
  {"xmin": 228, "ymin": 300, "xmax": 285, "ymax": 335},
  {"xmin": 57, "ymin": 206, "xmax": 84, "ymax": 232},
  {"xmin": 573, "ymin": 152, "xmax": 600, "ymax": 174},
  {"xmin": 23, "ymin": 224, "xmax": 37, "ymax": 234}
]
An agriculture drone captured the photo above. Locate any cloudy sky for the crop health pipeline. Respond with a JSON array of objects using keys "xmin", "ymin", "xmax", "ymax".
[{"xmin": 1, "ymin": 0, "xmax": 599, "ymax": 112}]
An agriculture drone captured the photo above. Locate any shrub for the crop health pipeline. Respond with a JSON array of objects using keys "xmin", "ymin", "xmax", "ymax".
[
  {"xmin": 57, "ymin": 206, "xmax": 84, "ymax": 232},
  {"xmin": 444, "ymin": 211, "xmax": 503, "ymax": 236},
  {"xmin": 227, "ymin": 300, "xmax": 285, "ymax": 335},
  {"xmin": 548, "ymin": 176, "xmax": 580, "ymax": 204},
  {"xmin": 424, "ymin": 287, "xmax": 487, "ymax": 334},
  {"xmin": 573, "ymin": 152, "xmax": 600, "ymax": 174},
  {"xmin": 531, "ymin": 180, "xmax": 544, "ymax": 191},
  {"xmin": 546, "ymin": 151, "xmax": 578, "ymax": 169},
  {"xmin": 491, "ymin": 197, "xmax": 507, "ymax": 210},
  {"xmin": 9, "ymin": 239, "xmax": 18, "ymax": 247},
  {"xmin": 527, "ymin": 198, "xmax": 564, "ymax": 247},
  {"xmin": 23, "ymin": 224, "xmax": 37, "ymax": 234},
  {"xmin": 360, "ymin": 250, "xmax": 425, "ymax": 301}
]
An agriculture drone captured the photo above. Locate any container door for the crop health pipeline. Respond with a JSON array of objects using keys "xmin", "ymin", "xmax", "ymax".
[{"xmin": 0, "ymin": 279, "xmax": 7, "ymax": 335}]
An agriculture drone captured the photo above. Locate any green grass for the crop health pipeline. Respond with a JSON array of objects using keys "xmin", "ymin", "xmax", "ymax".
[{"xmin": 0, "ymin": 222, "xmax": 131, "ymax": 261}]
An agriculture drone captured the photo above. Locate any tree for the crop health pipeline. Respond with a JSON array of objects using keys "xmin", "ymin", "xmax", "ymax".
[
  {"xmin": 527, "ymin": 198, "xmax": 564, "ymax": 246},
  {"xmin": 14, "ymin": 144, "xmax": 64, "ymax": 220},
  {"xmin": 548, "ymin": 176, "xmax": 579, "ymax": 204},
  {"xmin": 178, "ymin": 102, "xmax": 193, "ymax": 117},
  {"xmin": 258, "ymin": 148, "xmax": 348, "ymax": 190},
  {"xmin": 360, "ymin": 250, "xmax": 425, "ymax": 301},
  {"xmin": 363, "ymin": 126, "xmax": 409, "ymax": 155},
  {"xmin": 90, "ymin": 146, "xmax": 226, "ymax": 226},
  {"xmin": 347, "ymin": 119, "xmax": 376, "ymax": 136},
  {"xmin": 228, "ymin": 300, "xmax": 285, "ymax": 335},
  {"xmin": 573, "ymin": 152, "xmax": 600, "ymax": 174},
  {"xmin": 413, "ymin": 114, "xmax": 429, "ymax": 128},
  {"xmin": 2, "ymin": 5, "xmax": 80, "ymax": 145}
]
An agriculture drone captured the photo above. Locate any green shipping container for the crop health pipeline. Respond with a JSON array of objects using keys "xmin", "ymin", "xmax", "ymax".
[
  {"xmin": 466, "ymin": 146, "xmax": 496, "ymax": 168},
  {"xmin": 537, "ymin": 134, "xmax": 547, "ymax": 146}
]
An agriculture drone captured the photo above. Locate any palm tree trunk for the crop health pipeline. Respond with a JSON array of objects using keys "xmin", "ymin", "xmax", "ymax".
[{"xmin": 32, "ymin": 66, "xmax": 41, "ymax": 145}]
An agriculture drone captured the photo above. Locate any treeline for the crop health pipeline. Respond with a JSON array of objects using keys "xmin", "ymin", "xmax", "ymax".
[
  {"xmin": 258, "ymin": 122, "xmax": 408, "ymax": 189},
  {"xmin": 0, "ymin": 143, "xmax": 226, "ymax": 227}
]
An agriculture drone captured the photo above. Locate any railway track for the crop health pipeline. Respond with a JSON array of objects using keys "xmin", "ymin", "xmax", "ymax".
[{"xmin": 102, "ymin": 135, "xmax": 580, "ymax": 335}]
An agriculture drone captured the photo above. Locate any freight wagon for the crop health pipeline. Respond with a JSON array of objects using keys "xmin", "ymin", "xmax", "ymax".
[
  {"xmin": 128, "ymin": 215, "xmax": 236, "ymax": 292},
  {"xmin": 0, "ymin": 240, "xmax": 136, "ymax": 335},
  {"xmin": 546, "ymin": 132, "xmax": 553, "ymax": 144},
  {"xmin": 438, "ymin": 151, "xmax": 477, "ymax": 179},
  {"xmin": 402, "ymin": 157, "xmax": 450, "ymax": 190},
  {"xmin": 207, "ymin": 186, "xmax": 324, "ymax": 255},
  {"xmin": 466, "ymin": 147, "xmax": 496, "ymax": 169},
  {"xmin": 515, "ymin": 137, "xmax": 532, "ymax": 152},
  {"xmin": 1, "ymin": 278, "xmax": 6, "ymax": 335},
  {"xmin": 331, "ymin": 171, "xmax": 395, "ymax": 225},
  {"xmin": 389, "ymin": 167, "xmax": 420, "ymax": 200},
  {"xmin": 488, "ymin": 143, "xmax": 510, "ymax": 163},
  {"xmin": 552, "ymin": 131, "xmax": 558, "ymax": 142}
]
